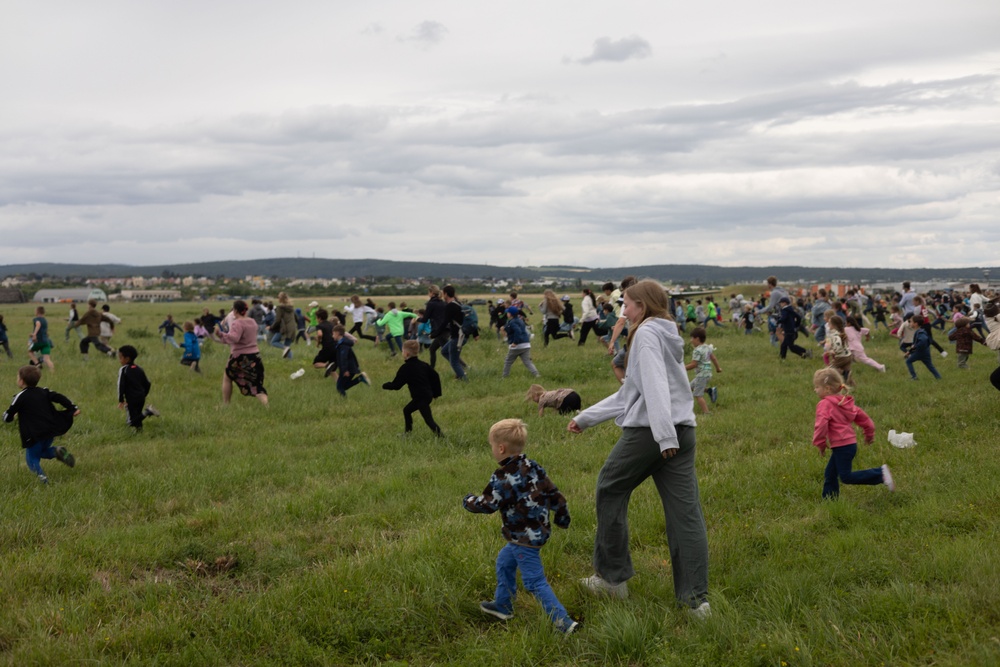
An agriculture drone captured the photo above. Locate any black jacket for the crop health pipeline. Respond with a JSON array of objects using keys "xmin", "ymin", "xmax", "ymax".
[
  {"xmin": 425, "ymin": 296, "xmax": 448, "ymax": 338},
  {"xmin": 382, "ymin": 357, "xmax": 442, "ymax": 401},
  {"xmin": 118, "ymin": 363, "xmax": 151, "ymax": 404},
  {"xmin": 3, "ymin": 386, "xmax": 77, "ymax": 447}
]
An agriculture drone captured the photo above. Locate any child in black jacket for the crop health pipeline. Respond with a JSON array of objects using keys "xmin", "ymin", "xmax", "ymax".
[
  {"xmin": 382, "ymin": 340, "xmax": 443, "ymax": 436},
  {"xmin": 117, "ymin": 345, "xmax": 159, "ymax": 431},
  {"xmin": 3, "ymin": 365, "xmax": 78, "ymax": 484}
]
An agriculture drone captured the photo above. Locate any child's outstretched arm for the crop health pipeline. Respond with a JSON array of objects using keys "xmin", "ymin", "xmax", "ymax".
[{"xmin": 463, "ymin": 476, "xmax": 501, "ymax": 514}]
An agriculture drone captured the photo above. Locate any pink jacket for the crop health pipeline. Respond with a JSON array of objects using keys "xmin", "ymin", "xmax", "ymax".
[
  {"xmin": 216, "ymin": 317, "xmax": 260, "ymax": 357},
  {"xmin": 812, "ymin": 394, "xmax": 875, "ymax": 454}
]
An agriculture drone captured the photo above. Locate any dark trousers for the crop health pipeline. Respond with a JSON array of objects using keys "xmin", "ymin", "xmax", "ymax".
[
  {"xmin": 578, "ymin": 320, "xmax": 599, "ymax": 345},
  {"xmin": 126, "ymin": 404, "xmax": 147, "ymax": 430},
  {"xmin": 428, "ymin": 332, "xmax": 449, "ymax": 369},
  {"xmin": 991, "ymin": 365, "xmax": 1000, "ymax": 391},
  {"xmin": 336, "ymin": 374, "xmax": 363, "ymax": 396},
  {"xmin": 920, "ymin": 323, "xmax": 944, "ymax": 353},
  {"xmin": 403, "ymin": 399, "xmax": 441, "ymax": 434},
  {"xmin": 823, "ymin": 443, "xmax": 884, "ymax": 499},
  {"xmin": 80, "ymin": 336, "xmax": 112, "ymax": 355},
  {"xmin": 780, "ymin": 330, "xmax": 806, "ymax": 359},
  {"xmin": 348, "ymin": 323, "xmax": 376, "ymax": 342}
]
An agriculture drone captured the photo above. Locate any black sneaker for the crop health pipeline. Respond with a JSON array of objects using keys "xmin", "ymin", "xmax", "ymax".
[
  {"xmin": 480, "ymin": 600, "xmax": 513, "ymax": 620},
  {"xmin": 708, "ymin": 387, "xmax": 718, "ymax": 404},
  {"xmin": 143, "ymin": 405, "xmax": 160, "ymax": 417},
  {"xmin": 55, "ymin": 446, "xmax": 75, "ymax": 468}
]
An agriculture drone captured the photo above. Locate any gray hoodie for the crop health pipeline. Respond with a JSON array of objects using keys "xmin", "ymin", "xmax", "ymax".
[{"xmin": 573, "ymin": 317, "xmax": 696, "ymax": 452}]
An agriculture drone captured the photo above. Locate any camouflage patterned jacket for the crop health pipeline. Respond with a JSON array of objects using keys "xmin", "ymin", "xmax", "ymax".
[{"xmin": 463, "ymin": 454, "xmax": 570, "ymax": 547}]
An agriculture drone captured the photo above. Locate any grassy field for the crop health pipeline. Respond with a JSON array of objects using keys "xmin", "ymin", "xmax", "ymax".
[{"xmin": 0, "ymin": 299, "xmax": 998, "ymax": 666}]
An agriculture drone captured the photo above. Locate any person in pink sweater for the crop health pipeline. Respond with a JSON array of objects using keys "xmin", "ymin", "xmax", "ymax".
[
  {"xmin": 812, "ymin": 368, "xmax": 893, "ymax": 499},
  {"xmin": 844, "ymin": 315, "xmax": 885, "ymax": 373},
  {"xmin": 215, "ymin": 300, "xmax": 269, "ymax": 406}
]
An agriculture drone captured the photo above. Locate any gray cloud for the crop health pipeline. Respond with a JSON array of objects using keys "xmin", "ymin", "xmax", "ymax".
[
  {"xmin": 576, "ymin": 35, "xmax": 652, "ymax": 65},
  {"xmin": 397, "ymin": 21, "xmax": 448, "ymax": 47}
]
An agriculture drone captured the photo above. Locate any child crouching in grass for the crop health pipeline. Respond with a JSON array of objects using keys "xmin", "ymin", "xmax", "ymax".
[
  {"xmin": 463, "ymin": 419, "xmax": 578, "ymax": 634},
  {"xmin": 525, "ymin": 384, "xmax": 581, "ymax": 416},
  {"xmin": 3, "ymin": 365, "xmax": 79, "ymax": 484},
  {"xmin": 812, "ymin": 368, "xmax": 894, "ymax": 499}
]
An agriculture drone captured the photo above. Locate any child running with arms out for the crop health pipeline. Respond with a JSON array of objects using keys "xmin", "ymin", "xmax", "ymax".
[
  {"xmin": 812, "ymin": 368, "xmax": 894, "ymax": 499},
  {"xmin": 685, "ymin": 327, "xmax": 722, "ymax": 414},
  {"xmin": 381, "ymin": 340, "xmax": 443, "ymax": 436},
  {"xmin": 3, "ymin": 365, "xmax": 79, "ymax": 484},
  {"xmin": 525, "ymin": 384, "xmax": 581, "ymax": 416},
  {"xmin": 463, "ymin": 419, "xmax": 578, "ymax": 633},
  {"xmin": 117, "ymin": 345, "xmax": 159, "ymax": 432},
  {"xmin": 331, "ymin": 325, "xmax": 370, "ymax": 396}
]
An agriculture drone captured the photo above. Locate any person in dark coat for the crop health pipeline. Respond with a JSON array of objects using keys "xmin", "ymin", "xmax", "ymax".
[{"xmin": 382, "ymin": 340, "xmax": 443, "ymax": 436}]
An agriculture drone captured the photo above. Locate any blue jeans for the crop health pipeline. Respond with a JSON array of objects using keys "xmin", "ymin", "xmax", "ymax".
[
  {"xmin": 336, "ymin": 373, "xmax": 363, "ymax": 396},
  {"xmin": 493, "ymin": 543, "xmax": 572, "ymax": 630},
  {"xmin": 162, "ymin": 334, "xmax": 180, "ymax": 348},
  {"xmin": 441, "ymin": 338, "xmax": 466, "ymax": 380},
  {"xmin": 26, "ymin": 438, "xmax": 57, "ymax": 477},
  {"xmin": 270, "ymin": 333, "xmax": 293, "ymax": 357},
  {"xmin": 823, "ymin": 443, "xmax": 884, "ymax": 499},
  {"xmin": 387, "ymin": 335, "xmax": 404, "ymax": 355},
  {"xmin": 906, "ymin": 352, "xmax": 941, "ymax": 379}
]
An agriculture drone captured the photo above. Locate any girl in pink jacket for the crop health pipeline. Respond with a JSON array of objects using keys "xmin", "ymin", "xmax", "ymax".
[{"xmin": 812, "ymin": 368, "xmax": 895, "ymax": 499}]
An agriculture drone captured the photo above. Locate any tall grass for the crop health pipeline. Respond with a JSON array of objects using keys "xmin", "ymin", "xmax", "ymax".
[{"xmin": 0, "ymin": 301, "xmax": 998, "ymax": 666}]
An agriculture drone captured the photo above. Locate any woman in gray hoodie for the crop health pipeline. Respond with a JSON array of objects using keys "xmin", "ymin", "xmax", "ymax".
[{"xmin": 568, "ymin": 280, "xmax": 710, "ymax": 618}]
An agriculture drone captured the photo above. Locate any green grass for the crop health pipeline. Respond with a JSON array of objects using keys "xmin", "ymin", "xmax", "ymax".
[{"xmin": 1, "ymin": 301, "xmax": 999, "ymax": 666}]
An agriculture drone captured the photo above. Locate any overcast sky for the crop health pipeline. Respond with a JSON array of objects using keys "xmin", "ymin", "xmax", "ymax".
[{"xmin": 2, "ymin": 1, "xmax": 999, "ymax": 270}]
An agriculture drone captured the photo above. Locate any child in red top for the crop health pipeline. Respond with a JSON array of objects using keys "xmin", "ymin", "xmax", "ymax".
[{"xmin": 812, "ymin": 367, "xmax": 894, "ymax": 499}]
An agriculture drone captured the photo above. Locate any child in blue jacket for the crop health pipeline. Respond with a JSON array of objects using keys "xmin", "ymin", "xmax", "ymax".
[{"xmin": 905, "ymin": 316, "xmax": 942, "ymax": 380}]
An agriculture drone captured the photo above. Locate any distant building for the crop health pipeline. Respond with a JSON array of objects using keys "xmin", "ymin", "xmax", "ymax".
[
  {"xmin": 33, "ymin": 288, "xmax": 108, "ymax": 303},
  {"xmin": 119, "ymin": 289, "xmax": 182, "ymax": 302},
  {"xmin": 0, "ymin": 288, "xmax": 26, "ymax": 303}
]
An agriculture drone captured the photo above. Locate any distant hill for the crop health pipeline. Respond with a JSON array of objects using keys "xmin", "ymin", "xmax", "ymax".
[{"xmin": 0, "ymin": 259, "xmax": 995, "ymax": 285}]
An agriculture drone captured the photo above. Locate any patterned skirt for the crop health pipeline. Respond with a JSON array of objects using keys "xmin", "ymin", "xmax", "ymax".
[{"xmin": 226, "ymin": 353, "xmax": 267, "ymax": 397}]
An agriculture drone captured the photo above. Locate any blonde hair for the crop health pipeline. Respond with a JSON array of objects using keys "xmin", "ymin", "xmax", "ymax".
[
  {"xmin": 542, "ymin": 290, "xmax": 563, "ymax": 317},
  {"xmin": 623, "ymin": 280, "xmax": 671, "ymax": 361},
  {"xmin": 489, "ymin": 418, "xmax": 527, "ymax": 453},
  {"xmin": 278, "ymin": 292, "xmax": 291, "ymax": 305},
  {"xmin": 402, "ymin": 340, "xmax": 420, "ymax": 355},
  {"xmin": 525, "ymin": 384, "xmax": 545, "ymax": 402},
  {"xmin": 814, "ymin": 367, "xmax": 849, "ymax": 397}
]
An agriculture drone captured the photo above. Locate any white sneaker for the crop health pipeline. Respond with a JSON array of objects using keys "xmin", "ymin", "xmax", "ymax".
[
  {"xmin": 882, "ymin": 464, "xmax": 895, "ymax": 492},
  {"xmin": 689, "ymin": 601, "xmax": 711, "ymax": 620},
  {"xmin": 580, "ymin": 574, "xmax": 628, "ymax": 599},
  {"xmin": 939, "ymin": 350, "xmax": 948, "ymax": 358}
]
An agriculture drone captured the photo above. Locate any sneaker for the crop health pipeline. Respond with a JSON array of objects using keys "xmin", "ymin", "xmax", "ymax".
[
  {"xmin": 143, "ymin": 405, "xmax": 160, "ymax": 417},
  {"xmin": 281, "ymin": 346, "xmax": 291, "ymax": 359},
  {"xmin": 55, "ymin": 446, "xmax": 75, "ymax": 468},
  {"xmin": 479, "ymin": 600, "xmax": 513, "ymax": 620},
  {"xmin": 359, "ymin": 372, "xmax": 371, "ymax": 386},
  {"xmin": 882, "ymin": 464, "xmax": 895, "ymax": 492},
  {"xmin": 38, "ymin": 474, "xmax": 48, "ymax": 485},
  {"xmin": 804, "ymin": 349, "xmax": 813, "ymax": 359},
  {"xmin": 580, "ymin": 574, "xmax": 628, "ymax": 599},
  {"xmin": 324, "ymin": 362, "xmax": 335, "ymax": 378},
  {"xmin": 561, "ymin": 620, "xmax": 580, "ymax": 635},
  {"xmin": 939, "ymin": 350, "xmax": 948, "ymax": 358},
  {"xmin": 107, "ymin": 349, "xmax": 116, "ymax": 358},
  {"xmin": 708, "ymin": 387, "xmax": 718, "ymax": 404},
  {"xmin": 689, "ymin": 601, "xmax": 711, "ymax": 620}
]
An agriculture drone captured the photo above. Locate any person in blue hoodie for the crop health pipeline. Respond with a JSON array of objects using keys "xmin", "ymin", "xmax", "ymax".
[
  {"xmin": 567, "ymin": 280, "xmax": 709, "ymax": 618},
  {"xmin": 501, "ymin": 307, "xmax": 540, "ymax": 378},
  {"xmin": 904, "ymin": 315, "xmax": 942, "ymax": 380}
]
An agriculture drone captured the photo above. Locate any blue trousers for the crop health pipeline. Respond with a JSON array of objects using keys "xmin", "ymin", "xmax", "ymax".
[
  {"xmin": 26, "ymin": 438, "xmax": 57, "ymax": 477},
  {"xmin": 823, "ymin": 443, "xmax": 884, "ymax": 499},
  {"xmin": 441, "ymin": 338, "xmax": 466, "ymax": 380},
  {"xmin": 906, "ymin": 352, "xmax": 941, "ymax": 379},
  {"xmin": 492, "ymin": 543, "xmax": 571, "ymax": 629}
]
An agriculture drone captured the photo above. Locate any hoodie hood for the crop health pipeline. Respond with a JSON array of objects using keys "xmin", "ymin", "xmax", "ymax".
[{"xmin": 636, "ymin": 317, "xmax": 685, "ymax": 364}]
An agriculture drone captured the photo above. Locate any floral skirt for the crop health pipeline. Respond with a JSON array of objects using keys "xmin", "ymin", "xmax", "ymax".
[{"xmin": 226, "ymin": 353, "xmax": 267, "ymax": 397}]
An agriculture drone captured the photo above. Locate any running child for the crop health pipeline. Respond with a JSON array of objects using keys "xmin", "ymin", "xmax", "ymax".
[
  {"xmin": 463, "ymin": 418, "xmax": 578, "ymax": 634},
  {"xmin": 905, "ymin": 316, "xmax": 942, "ymax": 380},
  {"xmin": 331, "ymin": 324, "xmax": 370, "ymax": 396},
  {"xmin": 3, "ymin": 365, "xmax": 78, "ymax": 484},
  {"xmin": 845, "ymin": 315, "xmax": 885, "ymax": 373},
  {"xmin": 825, "ymin": 315, "xmax": 854, "ymax": 386},
  {"xmin": 502, "ymin": 307, "xmax": 540, "ymax": 378},
  {"xmin": 117, "ymin": 345, "xmax": 159, "ymax": 431},
  {"xmin": 0, "ymin": 314, "xmax": 12, "ymax": 359},
  {"xmin": 947, "ymin": 317, "xmax": 986, "ymax": 369},
  {"xmin": 180, "ymin": 321, "xmax": 202, "ymax": 373},
  {"xmin": 812, "ymin": 367, "xmax": 894, "ymax": 499},
  {"xmin": 28, "ymin": 306, "xmax": 55, "ymax": 372},
  {"xmin": 685, "ymin": 327, "xmax": 722, "ymax": 414},
  {"xmin": 381, "ymin": 340, "xmax": 443, "ymax": 436}
]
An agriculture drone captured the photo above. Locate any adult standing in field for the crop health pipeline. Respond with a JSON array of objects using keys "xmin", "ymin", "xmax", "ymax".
[
  {"xmin": 567, "ymin": 280, "xmax": 709, "ymax": 616},
  {"xmin": 578, "ymin": 288, "xmax": 601, "ymax": 346},
  {"xmin": 215, "ymin": 300, "xmax": 268, "ymax": 406},
  {"xmin": 71, "ymin": 299, "xmax": 117, "ymax": 359}
]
